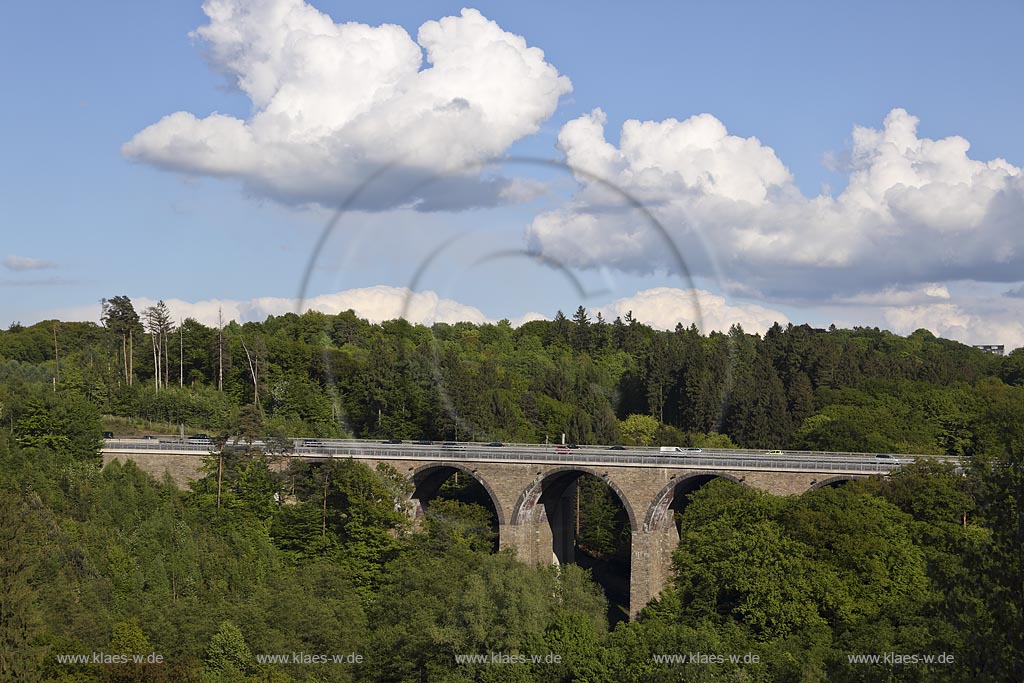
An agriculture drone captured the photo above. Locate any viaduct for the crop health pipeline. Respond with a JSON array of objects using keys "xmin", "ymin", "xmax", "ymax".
[{"xmin": 102, "ymin": 440, "xmax": 921, "ymax": 619}]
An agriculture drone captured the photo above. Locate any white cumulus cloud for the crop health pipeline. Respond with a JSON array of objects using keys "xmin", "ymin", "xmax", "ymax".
[
  {"xmin": 123, "ymin": 0, "xmax": 571, "ymax": 209},
  {"xmin": 594, "ymin": 287, "xmax": 788, "ymax": 334},
  {"xmin": 52, "ymin": 286, "xmax": 490, "ymax": 327},
  {"xmin": 880, "ymin": 300, "xmax": 1024, "ymax": 351},
  {"xmin": 528, "ymin": 108, "xmax": 1023, "ymax": 298},
  {"xmin": 45, "ymin": 285, "xmax": 786, "ymax": 335},
  {"xmin": 173, "ymin": 286, "xmax": 490, "ymax": 327}
]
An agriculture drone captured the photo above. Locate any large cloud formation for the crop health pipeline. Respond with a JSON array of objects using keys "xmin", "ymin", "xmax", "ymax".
[
  {"xmin": 123, "ymin": 0, "xmax": 571, "ymax": 209},
  {"xmin": 528, "ymin": 108, "xmax": 1023, "ymax": 298},
  {"xmin": 594, "ymin": 287, "xmax": 788, "ymax": 334}
]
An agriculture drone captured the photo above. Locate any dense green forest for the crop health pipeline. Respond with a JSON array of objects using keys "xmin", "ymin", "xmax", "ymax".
[
  {"xmin": 1, "ymin": 300, "xmax": 1023, "ymax": 681},
  {"xmin": 2, "ymin": 298, "xmax": 1021, "ymax": 451}
]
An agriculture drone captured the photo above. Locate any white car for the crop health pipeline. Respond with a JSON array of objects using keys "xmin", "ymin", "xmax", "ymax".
[{"xmin": 659, "ymin": 446, "xmax": 702, "ymax": 454}]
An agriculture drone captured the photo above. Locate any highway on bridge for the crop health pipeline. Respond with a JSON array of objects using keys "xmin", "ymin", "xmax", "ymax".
[{"xmin": 102, "ymin": 438, "xmax": 959, "ymax": 477}]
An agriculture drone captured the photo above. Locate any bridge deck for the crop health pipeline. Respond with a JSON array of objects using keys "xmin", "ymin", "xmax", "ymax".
[{"xmin": 102, "ymin": 439, "xmax": 957, "ymax": 476}]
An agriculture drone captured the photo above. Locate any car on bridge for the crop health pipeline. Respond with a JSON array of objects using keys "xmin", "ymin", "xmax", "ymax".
[
  {"xmin": 608, "ymin": 445, "xmax": 626, "ymax": 450},
  {"xmin": 485, "ymin": 442, "xmax": 504, "ymax": 447},
  {"xmin": 441, "ymin": 442, "xmax": 465, "ymax": 450},
  {"xmin": 382, "ymin": 439, "xmax": 402, "ymax": 444},
  {"xmin": 765, "ymin": 449, "xmax": 784, "ymax": 455},
  {"xmin": 660, "ymin": 446, "xmax": 702, "ymax": 454},
  {"xmin": 102, "ymin": 431, "xmax": 114, "ymax": 439},
  {"xmin": 413, "ymin": 440, "xmax": 433, "ymax": 445},
  {"xmin": 875, "ymin": 453, "xmax": 899, "ymax": 460}
]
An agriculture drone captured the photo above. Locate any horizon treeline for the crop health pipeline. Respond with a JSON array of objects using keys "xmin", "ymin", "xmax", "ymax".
[{"xmin": 2, "ymin": 298, "xmax": 1022, "ymax": 453}]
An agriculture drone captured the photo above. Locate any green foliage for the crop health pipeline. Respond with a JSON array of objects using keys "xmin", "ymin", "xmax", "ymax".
[
  {"xmin": 424, "ymin": 498, "xmax": 497, "ymax": 553},
  {"xmin": 576, "ymin": 475, "xmax": 629, "ymax": 557},
  {"xmin": 15, "ymin": 391, "xmax": 101, "ymax": 459},
  {"xmin": 2, "ymin": 310, "xmax": 1023, "ymax": 681},
  {"xmin": 619, "ymin": 413, "xmax": 659, "ymax": 446},
  {"xmin": 204, "ymin": 620, "xmax": 255, "ymax": 680},
  {"xmin": 109, "ymin": 620, "xmax": 151, "ymax": 655},
  {"xmin": 0, "ymin": 490, "xmax": 47, "ymax": 682},
  {"xmin": 0, "ymin": 309, "xmax": 1013, "ymax": 454}
]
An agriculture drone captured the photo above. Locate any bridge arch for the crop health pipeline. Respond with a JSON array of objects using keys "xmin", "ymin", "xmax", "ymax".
[
  {"xmin": 512, "ymin": 466, "xmax": 637, "ymax": 623},
  {"xmin": 807, "ymin": 475, "xmax": 860, "ymax": 491},
  {"xmin": 511, "ymin": 466, "xmax": 638, "ymax": 533},
  {"xmin": 644, "ymin": 472, "xmax": 745, "ymax": 533},
  {"xmin": 408, "ymin": 462, "xmax": 507, "ymax": 527}
]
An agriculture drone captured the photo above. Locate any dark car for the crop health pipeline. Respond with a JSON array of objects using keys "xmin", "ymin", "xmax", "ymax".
[
  {"xmin": 102, "ymin": 431, "xmax": 114, "ymax": 439},
  {"xmin": 485, "ymin": 441, "xmax": 504, "ymax": 447},
  {"xmin": 875, "ymin": 453, "xmax": 899, "ymax": 460},
  {"xmin": 142, "ymin": 435, "xmax": 155, "ymax": 440},
  {"xmin": 382, "ymin": 439, "xmax": 402, "ymax": 445},
  {"xmin": 187, "ymin": 434, "xmax": 210, "ymax": 442},
  {"xmin": 608, "ymin": 445, "xmax": 626, "ymax": 450}
]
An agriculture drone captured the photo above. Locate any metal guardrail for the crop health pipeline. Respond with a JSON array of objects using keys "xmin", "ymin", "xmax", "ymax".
[
  {"xmin": 109, "ymin": 437, "xmax": 954, "ymax": 460},
  {"xmin": 102, "ymin": 440, "xmax": 917, "ymax": 475}
]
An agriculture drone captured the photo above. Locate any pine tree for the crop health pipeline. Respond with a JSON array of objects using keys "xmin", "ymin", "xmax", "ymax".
[
  {"xmin": 571, "ymin": 306, "xmax": 591, "ymax": 352},
  {"xmin": 551, "ymin": 310, "xmax": 570, "ymax": 345},
  {"xmin": 788, "ymin": 371, "xmax": 815, "ymax": 429}
]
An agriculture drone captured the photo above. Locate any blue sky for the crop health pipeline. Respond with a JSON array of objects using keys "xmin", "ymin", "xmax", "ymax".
[{"xmin": 2, "ymin": 1, "xmax": 1023, "ymax": 346}]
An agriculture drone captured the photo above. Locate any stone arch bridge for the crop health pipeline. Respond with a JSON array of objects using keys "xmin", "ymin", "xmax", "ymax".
[{"xmin": 103, "ymin": 440, "xmax": 917, "ymax": 618}]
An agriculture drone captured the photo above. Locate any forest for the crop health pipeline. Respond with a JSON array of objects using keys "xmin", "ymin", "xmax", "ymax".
[{"xmin": 1, "ymin": 298, "xmax": 1022, "ymax": 681}]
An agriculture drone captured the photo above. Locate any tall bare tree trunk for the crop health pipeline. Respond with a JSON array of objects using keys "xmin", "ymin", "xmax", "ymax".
[
  {"xmin": 241, "ymin": 339, "xmax": 260, "ymax": 411},
  {"xmin": 179, "ymin": 322, "xmax": 183, "ymax": 388},
  {"xmin": 152, "ymin": 334, "xmax": 160, "ymax": 392},
  {"xmin": 216, "ymin": 449, "xmax": 223, "ymax": 509},
  {"xmin": 164, "ymin": 332, "xmax": 170, "ymax": 389},
  {"xmin": 122, "ymin": 333, "xmax": 128, "ymax": 384},
  {"xmin": 132, "ymin": 331, "xmax": 136, "ymax": 385},
  {"xmin": 322, "ymin": 469, "xmax": 329, "ymax": 537},
  {"xmin": 217, "ymin": 308, "xmax": 224, "ymax": 392}
]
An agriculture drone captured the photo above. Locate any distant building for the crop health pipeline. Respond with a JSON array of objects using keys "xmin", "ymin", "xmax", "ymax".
[{"xmin": 973, "ymin": 344, "xmax": 1005, "ymax": 355}]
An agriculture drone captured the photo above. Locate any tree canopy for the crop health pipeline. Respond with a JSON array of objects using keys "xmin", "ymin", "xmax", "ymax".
[{"xmin": 1, "ymin": 307, "xmax": 1022, "ymax": 681}]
